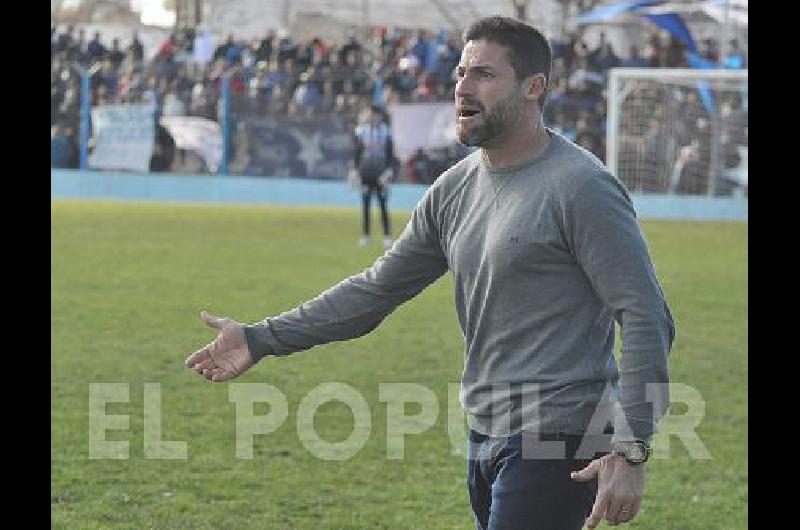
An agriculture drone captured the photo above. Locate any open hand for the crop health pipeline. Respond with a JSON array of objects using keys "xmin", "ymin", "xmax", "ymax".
[{"xmin": 184, "ymin": 311, "xmax": 254, "ymax": 382}]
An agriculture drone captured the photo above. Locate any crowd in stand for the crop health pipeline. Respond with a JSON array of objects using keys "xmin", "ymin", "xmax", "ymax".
[{"xmin": 51, "ymin": 22, "xmax": 746, "ymax": 191}]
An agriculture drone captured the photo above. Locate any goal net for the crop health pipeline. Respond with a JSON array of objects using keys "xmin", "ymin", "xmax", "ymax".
[{"xmin": 606, "ymin": 68, "xmax": 748, "ymax": 197}]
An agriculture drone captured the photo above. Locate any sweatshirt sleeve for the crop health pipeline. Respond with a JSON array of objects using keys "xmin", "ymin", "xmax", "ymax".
[
  {"xmin": 244, "ymin": 187, "xmax": 449, "ymax": 361},
  {"xmin": 564, "ymin": 171, "xmax": 675, "ymax": 443}
]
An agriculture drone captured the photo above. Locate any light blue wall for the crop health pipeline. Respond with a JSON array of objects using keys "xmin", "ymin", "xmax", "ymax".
[{"xmin": 51, "ymin": 170, "xmax": 748, "ymax": 221}]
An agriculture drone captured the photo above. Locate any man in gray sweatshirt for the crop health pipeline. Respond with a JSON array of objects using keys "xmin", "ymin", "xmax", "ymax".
[{"xmin": 186, "ymin": 16, "xmax": 674, "ymax": 530}]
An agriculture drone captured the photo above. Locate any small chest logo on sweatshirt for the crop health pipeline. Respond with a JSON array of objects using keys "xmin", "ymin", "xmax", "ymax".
[{"xmin": 509, "ymin": 236, "xmax": 520, "ymax": 245}]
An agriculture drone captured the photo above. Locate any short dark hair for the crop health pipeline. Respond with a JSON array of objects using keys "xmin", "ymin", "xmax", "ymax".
[{"xmin": 462, "ymin": 16, "xmax": 553, "ymax": 107}]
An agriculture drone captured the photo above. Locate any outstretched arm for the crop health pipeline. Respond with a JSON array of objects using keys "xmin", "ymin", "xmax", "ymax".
[{"xmin": 185, "ymin": 187, "xmax": 448, "ymax": 381}]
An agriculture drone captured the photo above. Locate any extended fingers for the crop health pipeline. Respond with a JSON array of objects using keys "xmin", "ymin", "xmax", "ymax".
[
  {"xmin": 211, "ymin": 369, "xmax": 238, "ymax": 382},
  {"xmin": 603, "ymin": 495, "xmax": 641, "ymax": 526},
  {"xmin": 185, "ymin": 343, "xmax": 211, "ymax": 368},
  {"xmin": 201, "ymin": 310, "xmax": 230, "ymax": 330},
  {"xmin": 585, "ymin": 492, "xmax": 608, "ymax": 529},
  {"xmin": 571, "ymin": 458, "xmax": 601, "ymax": 482},
  {"xmin": 191, "ymin": 357, "xmax": 217, "ymax": 373},
  {"xmin": 201, "ymin": 367, "xmax": 235, "ymax": 382},
  {"xmin": 605, "ymin": 498, "xmax": 625, "ymax": 526},
  {"xmin": 619, "ymin": 499, "xmax": 641, "ymax": 524}
]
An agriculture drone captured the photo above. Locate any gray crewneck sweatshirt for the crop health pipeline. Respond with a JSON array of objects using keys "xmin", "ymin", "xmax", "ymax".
[{"xmin": 245, "ymin": 131, "xmax": 674, "ymax": 443}]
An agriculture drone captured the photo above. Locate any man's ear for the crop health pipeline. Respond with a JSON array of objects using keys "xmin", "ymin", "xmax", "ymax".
[{"xmin": 522, "ymin": 73, "xmax": 547, "ymax": 102}]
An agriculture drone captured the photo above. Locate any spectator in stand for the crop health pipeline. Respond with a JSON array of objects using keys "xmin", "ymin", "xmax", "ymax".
[
  {"xmin": 115, "ymin": 61, "xmax": 142, "ymax": 102},
  {"xmin": 150, "ymin": 123, "xmax": 176, "ymax": 172},
  {"xmin": 431, "ymin": 38, "xmax": 460, "ymax": 86},
  {"xmin": 350, "ymin": 48, "xmax": 368, "ymax": 93},
  {"xmin": 256, "ymin": 30, "xmax": 275, "ymax": 63},
  {"xmin": 322, "ymin": 51, "xmax": 345, "ymax": 106},
  {"xmin": 675, "ymin": 89, "xmax": 707, "ymax": 146},
  {"xmin": 296, "ymin": 39, "xmax": 316, "ymax": 71},
  {"xmin": 108, "ymin": 38, "xmax": 126, "ymax": 72},
  {"xmin": 410, "ymin": 30, "xmax": 430, "ymax": 71},
  {"xmin": 700, "ymin": 38, "xmax": 719, "ymax": 63},
  {"xmin": 174, "ymin": 64, "xmax": 195, "ymax": 108},
  {"xmin": 51, "ymin": 123, "xmax": 79, "ymax": 168},
  {"xmin": 587, "ymin": 32, "xmax": 607, "ymax": 68},
  {"xmin": 193, "ymin": 27, "xmax": 215, "ymax": 64},
  {"xmin": 95, "ymin": 84, "xmax": 110, "ymax": 106},
  {"xmin": 265, "ymin": 59, "xmax": 290, "ymax": 104},
  {"xmin": 68, "ymin": 28, "xmax": 87, "ymax": 66},
  {"xmin": 589, "ymin": 41, "xmax": 620, "ymax": 77},
  {"xmin": 128, "ymin": 31, "xmax": 144, "ymax": 66},
  {"xmin": 571, "ymin": 36, "xmax": 591, "ymax": 70},
  {"xmin": 563, "ymin": 32, "xmax": 582, "ymax": 72},
  {"xmin": 241, "ymin": 41, "xmax": 258, "ymax": 74},
  {"xmin": 669, "ymin": 138, "xmax": 699, "ymax": 194},
  {"xmin": 87, "ymin": 31, "xmax": 106, "ymax": 65},
  {"xmin": 247, "ymin": 61, "xmax": 265, "ymax": 109},
  {"xmin": 642, "ymin": 33, "xmax": 663, "ymax": 67},
  {"xmin": 156, "ymin": 33, "xmax": 178, "ymax": 63},
  {"xmin": 724, "ymin": 39, "xmax": 746, "ymax": 69},
  {"xmin": 313, "ymin": 37, "xmax": 328, "ymax": 65},
  {"xmin": 622, "ymin": 45, "xmax": 648, "ymax": 68},
  {"xmin": 641, "ymin": 118, "xmax": 668, "ymax": 192},
  {"xmin": 664, "ymin": 35, "xmax": 687, "ymax": 67},
  {"xmin": 142, "ymin": 75, "xmax": 160, "ymax": 109},
  {"xmin": 291, "ymin": 69, "xmax": 323, "ymax": 115},
  {"xmin": 94, "ymin": 58, "xmax": 118, "ymax": 101},
  {"xmin": 226, "ymin": 39, "xmax": 244, "ymax": 66},
  {"xmin": 190, "ymin": 78, "xmax": 214, "ymax": 119},
  {"xmin": 277, "ymin": 31, "xmax": 299, "ymax": 63},
  {"xmin": 339, "ymin": 32, "xmax": 362, "ymax": 65},
  {"xmin": 51, "ymin": 26, "xmax": 58, "ymax": 59},
  {"xmin": 393, "ymin": 53, "xmax": 420, "ymax": 101},
  {"xmin": 575, "ymin": 111, "xmax": 604, "ymax": 162},
  {"xmin": 406, "ymin": 147, "xmax": 431, "ymax": 184},
  {"xmin": 181, "ymin": 27, "xmax": 196, "ymax": 54},
  {"xmin": 51, "ymin": 60, "xmax": 65, "ymax": 118},
  {"xmin": 56, "ymin": 25, "xmax": 74, "ymax": 54},
  {"xmin": 213, "ymin": 34, "xmax": 235, "ymax": 64},
  {"xmin": 413, "ymin": 71, "xmax": 437, "ymax": 101}
]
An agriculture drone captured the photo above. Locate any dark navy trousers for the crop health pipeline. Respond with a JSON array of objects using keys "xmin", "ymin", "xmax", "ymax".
[{"xmin": 467, "ymin": 430, "xmax": 607, "ymax": 530}]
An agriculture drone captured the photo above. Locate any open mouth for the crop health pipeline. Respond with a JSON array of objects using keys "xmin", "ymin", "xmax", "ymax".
[{"xmin": 458, "ymin": 109, "xmax": 481, "ymax": 119}]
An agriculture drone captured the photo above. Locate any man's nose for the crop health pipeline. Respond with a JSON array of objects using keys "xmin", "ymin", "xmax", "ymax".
[{"xmin": 455, "ymin": 77, "xmax": 475, "ymax": 99}]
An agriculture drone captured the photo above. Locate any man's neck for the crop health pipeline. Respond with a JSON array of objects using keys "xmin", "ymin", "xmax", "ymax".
[{"xmin": 481, "ymin": 117, "xmax": 551, "ymax": 170}]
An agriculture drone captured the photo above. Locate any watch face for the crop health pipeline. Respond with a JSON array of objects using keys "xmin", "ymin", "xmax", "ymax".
[{"xmin": 628, "ymin": 444, "xmax": 646, "ymax": 463}]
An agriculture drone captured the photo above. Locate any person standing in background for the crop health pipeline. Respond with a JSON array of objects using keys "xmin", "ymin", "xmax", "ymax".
[{"xmin": 349, "ymin": 105, "xmax": 396, "ymax": 249}]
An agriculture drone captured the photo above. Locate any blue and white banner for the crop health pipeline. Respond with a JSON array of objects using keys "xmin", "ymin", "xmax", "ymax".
[
  {"xmin": 229, "ymin": 115, "xmax": 353, "ymax": 179},
  {"xmin": 89, "ymin": 104, "xmax": 155, "ymax": 172}
]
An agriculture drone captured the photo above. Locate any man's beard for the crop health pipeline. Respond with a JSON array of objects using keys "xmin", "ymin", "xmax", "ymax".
[{"xmin": 457, "ymin": 90, "xmax": 525, "ymax": 148}]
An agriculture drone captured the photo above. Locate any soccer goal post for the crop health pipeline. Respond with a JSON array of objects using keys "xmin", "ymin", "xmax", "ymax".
[{"xmin": 606, "ymin": 68, "xmax": 748, "ymax": 197}]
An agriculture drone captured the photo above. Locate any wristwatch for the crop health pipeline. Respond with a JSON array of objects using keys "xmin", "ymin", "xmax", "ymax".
[{"xmin": 611, "ymin": 440, "xmax": 651, "ymax": 465}]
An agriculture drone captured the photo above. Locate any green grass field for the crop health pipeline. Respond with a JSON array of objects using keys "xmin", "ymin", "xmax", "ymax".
[{"xmin": 51, "ymin": 199, "xmax": 747, "ymax": 529}]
